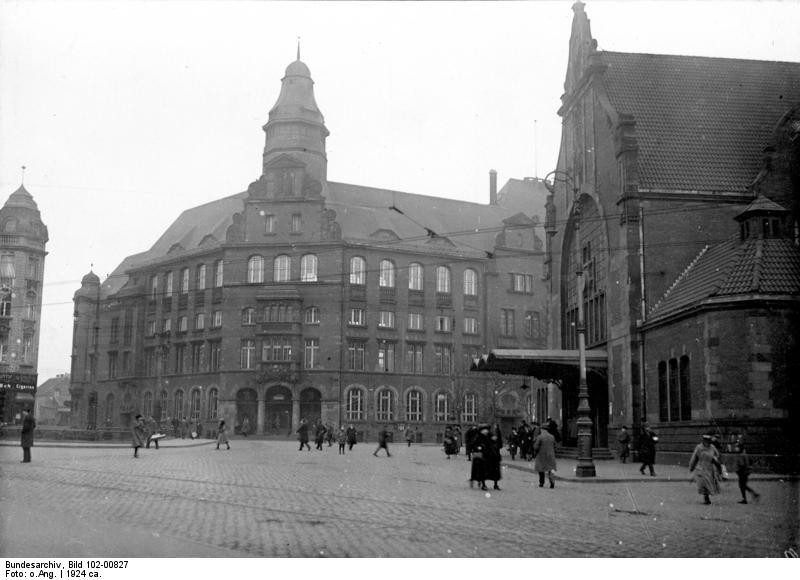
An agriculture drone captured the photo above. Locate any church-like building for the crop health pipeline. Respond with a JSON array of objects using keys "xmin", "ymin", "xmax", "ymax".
[{"xmin": 68, "ymin": 52, "xmax": 550, "ymax": 441}]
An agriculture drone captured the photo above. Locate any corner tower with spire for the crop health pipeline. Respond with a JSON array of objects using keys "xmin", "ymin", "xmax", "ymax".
[
  {"xmin": 0, "ymin": 180, "xmax": 49, "ymax": 423},
  {"xmin": 253, "ymin": 48, "xmax": 329, "ymax": 201}
]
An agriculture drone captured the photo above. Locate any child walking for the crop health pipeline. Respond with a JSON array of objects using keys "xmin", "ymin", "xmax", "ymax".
[{"xmin": 735, "ymin": 442, "xmax": 760, "ymax": 504}]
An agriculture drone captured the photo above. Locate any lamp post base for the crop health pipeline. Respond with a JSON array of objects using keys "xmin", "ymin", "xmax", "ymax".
[{"xmin": 575, "ymin": 460, "xmax": 596, "ymax": 478}]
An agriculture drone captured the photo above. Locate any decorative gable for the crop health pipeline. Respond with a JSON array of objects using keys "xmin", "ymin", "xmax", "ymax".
[{"xmin": 369, "ymin": 229, "xmax": 400, "ymax": 241}]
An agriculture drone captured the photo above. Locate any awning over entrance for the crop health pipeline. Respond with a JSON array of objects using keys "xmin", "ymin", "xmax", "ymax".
[{"xmin": 471, "ymin": 349, "xmax": 608, "ymax": 383}]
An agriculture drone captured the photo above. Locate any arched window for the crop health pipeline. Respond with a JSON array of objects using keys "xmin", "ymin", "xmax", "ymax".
[
  {"xmin": 435, "ymin": 266, "xmax": 451, "ymax": 293},
  {"xmin": 405, "ymin": 389, "xmax": 422, "ymax": 422},
  {"xmin": 247, "ymin": 255, "xmax": 264, "ymax": 283},
  {"xmin": 207, "ymin": 388, "xmax": 218, "ymax": 420},
  {"xmin": 180, "ymin": 268, "xmax": 190, "ymax": 293},
  {"xmin": 143, "ymin": 391, "xmax": 153, "ymax": 418},
  {"xmin": 463, "ymin": 268, "xmax": 477, "ymax": 296},
  {"xmin": 196, "ymin": 264, "xmax": 207, "ymax": 290},
  {"xmin": 408, "ymin": 262, "xmax": 423, "ymax": 291},
  {"xmin": 350, "ymin": 256, "xmax": 366, "ymax": 285},
  {"xmin": 174, "ymin": 389, "xmax": 184, "ymax": 418},
  {"xmin": 165, "ymin": 271, "xmax": 174, "ymax": 297},
  {"xmin": 680, "ymin": 355, "xmax": 692, "ymax": 421},
  {"xmin": 190, "ymin": 389, "xmax": 201, "ymax": 420},
  {"xmin": 376, "ymin": 388, "xmax": 395, "ymax": 421},
  {"xmin": 274, "ymin": 255, "xmax": 291, "ymax": 282},
  {"xmin": 434, "ymin": 392, "xmax": 450, "ymax": 422},
  {"xmin": 346, "ymin": 387, "xmax": 364, "ymax": 421},
  {"xmin": 300, "ymin": 254, "xmax": 318, "ymax": 282},
  {"xmin": 304, "ymin": 306, "xmax": 320, "ymax": 324},
  {"xmin": 379, "ymin": 260, "xmax": 395, "ymax": 288},
  {"xmin": 242, "ymin": 307, "xmax": 255, "ymax": 325},
  {"xmin": 214, "ymin": 260, "xmax": 224, "ymax": 288}
]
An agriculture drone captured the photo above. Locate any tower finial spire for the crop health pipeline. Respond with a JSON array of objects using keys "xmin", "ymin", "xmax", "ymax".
[
  {"xmin": 20, "ymin": 165, "xmax": 26, "ymax": 185},
  {"xmin": 297, "ymin": 37, "xmax": 301, "ymax": 61}
]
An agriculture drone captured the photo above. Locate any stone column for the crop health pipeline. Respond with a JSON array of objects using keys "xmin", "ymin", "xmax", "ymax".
[
  {"xmin": 292, "ymin": 395, "xmax": 300, "ymax": 433},
  {"xmin": 257, "ymin": 390, "xmax": 265, "ymax": 435}
]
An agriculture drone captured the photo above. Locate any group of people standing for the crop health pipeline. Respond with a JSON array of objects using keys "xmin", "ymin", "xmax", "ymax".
[
  {"xmin": 295, "ymin": 419, "xmax": 358, "ymax": 454},
  {"xmin": 506, "ymin": 418, "xmax": 561, "ymax": 462}
]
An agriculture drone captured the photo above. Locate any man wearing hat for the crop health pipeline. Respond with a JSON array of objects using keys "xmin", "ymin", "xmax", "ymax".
[
  {"xmin": 617, "ymin": 426, "xmax": 631, "ymax": 464},
  {"xmin": 131, "ymin": 414, "xmax": 147, "ymax": 458},
  {"xmin": 20, "ymin": 408, "xmax": 35, "ymax": 463}
]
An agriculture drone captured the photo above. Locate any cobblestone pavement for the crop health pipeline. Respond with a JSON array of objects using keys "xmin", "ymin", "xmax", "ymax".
[{"xmin": 1, "ymin": 440, "xmax": 797, "ymax": 558}]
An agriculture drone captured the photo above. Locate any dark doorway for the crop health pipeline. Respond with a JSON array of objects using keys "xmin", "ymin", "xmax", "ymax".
[
  {"xmin": 299, "ymin": 387, "xmax": 322, "ymax": 426},
  {"xmin": 265, "ymin": 385, "xmax": 293, "ymax": 436},
  {"xmin": 236, "ymin": 388, "xmax": 258, "ymax": 435}
]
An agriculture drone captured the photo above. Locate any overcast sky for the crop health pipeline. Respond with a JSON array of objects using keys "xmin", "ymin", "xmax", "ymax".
[{"xmin": 1, "ymin": 0, "xmax": 798, "ymax": 381}]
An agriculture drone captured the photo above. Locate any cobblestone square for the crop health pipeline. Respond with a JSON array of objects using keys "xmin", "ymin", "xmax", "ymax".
[{"xmin": 1, "ymin": 440, "xmax": 797, "ymax": 559}]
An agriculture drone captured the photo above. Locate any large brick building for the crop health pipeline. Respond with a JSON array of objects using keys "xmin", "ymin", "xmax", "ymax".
[
  {"xmin": 0, "ymin": 184, "xmax": 48, "ymax": 424},
  {"xmin": 541, "ymin": 3, "xmax": 800, "ymax": 460},
  {"xmin": 68, "ymin": 55, "xmax": 549, "ymax": 440}
]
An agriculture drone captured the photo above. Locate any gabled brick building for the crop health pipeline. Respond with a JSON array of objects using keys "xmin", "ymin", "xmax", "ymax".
[
  {"xmin": 68, "ymin": 55, "xmax": 550, "ymax": 440},
  {"xmin": 540, "ymin": 2, "xmax": 800, "ymax": 463}
]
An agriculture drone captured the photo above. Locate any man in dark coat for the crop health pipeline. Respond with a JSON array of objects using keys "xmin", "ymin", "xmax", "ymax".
[
  {"xmin": 617, "ymin": 426, "xmax": 631, "ymax": 463},
  {"xmin": 464, "ymin": 425, "xmax": 478, "ymax": 461},
  {"xmin": 639, "ymin": 425, "xmax": 658, "ymax": 476},
  {"xmin": 346, "ymin": 424, "xmax": 358, "ymax": 450},
  {"xmin": 296, "ymin": 419, "xmax": 311, "ymax": 451},
  {"xmin": 20, "ymin": 409, "xmax": 35, "ymax": 463},
  {"xmin": 373, "ymin": 425, "xmax": 391, "ymax": 457},
  {"xmin": 469, "ymin": 425, "xmax": 492, "ymax": 490},
  {"xmin": 534, "ymin": 427, "xmax": 557, "ymax": 488},
  {"xmin": 131, "ymin": 414, "xmax": 147, "ymax": 458}
]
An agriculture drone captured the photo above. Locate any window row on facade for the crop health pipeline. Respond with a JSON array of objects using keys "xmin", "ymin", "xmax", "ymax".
[
  {"xmin": 342, "ymin": 386, "xmax": 480, "ymax": 424},
  {"xmin": 658, "ymin": 356, "xmax": 692, "ymax": 422},
  {"xmin": 96, "ymin": 387, "xmax": 220, "ymax": 424}
]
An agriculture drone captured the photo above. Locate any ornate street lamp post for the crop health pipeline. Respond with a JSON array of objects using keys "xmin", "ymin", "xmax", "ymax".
[{"xmin": 545, "ymin": 170, "xmax": 596, "ymax": 477}]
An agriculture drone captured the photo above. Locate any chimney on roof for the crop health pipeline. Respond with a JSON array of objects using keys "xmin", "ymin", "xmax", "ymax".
[{"xmin": 489, "ymin": 169, "xmax": 498, "ymax": 205}]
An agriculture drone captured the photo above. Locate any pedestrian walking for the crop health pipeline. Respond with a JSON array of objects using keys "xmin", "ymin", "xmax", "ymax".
[
  {"xmin": 297, "ymin": 419, "xmax": 311, "ymax": 451},
  {"xmin": 508, "ymin": 428, "xmax": 519, "ymax": 461},
  {"xmin": 534, "ymin": 425, "xmax": 557, "ymax": 488},
  {"xmin": 469, "ymin": 425, "xmax": 492, "ymax": 490},
  {"xmin": 346, "ymin": 424, "xmax": 357, "ymax": 451},
  {"xmin": 131, "ymin": 414, "xmax": 147, "ymax": 458},
  {"xmin": 145, "ymin": 415, "xmax": 160, "ymax": 449},
  {"xmin": 689, "ymin": 434, "xmax": 722, "ymax": 504},
  {"xmin": 216, "ymin": 419, "xmax": 230, "ymax": 450},
  {"xmin": 405, "ymin": 427, "xmax": 414, "ymax": 447},
  {"xmin": 180, "ymin": 417, "xmax": 189, "ymax": 439},
  {"xmin": 486, "ymin": 426, "xmax": 503, "ymax": 490},
  {"xmin": 20, "ymin": 409, "xmax": 35, "ymax": 463},
  {"xmin": 464, "ymin": 425, "xmax": 478, "ymax": 461},
  {"xmin": 314, "ymin": 422, "xmax": 326, "ymax": 450},
  {"xmin": 325, "ymin": 423, "xmax": 334, "ymax": 447},
  {"xmin": 337, "ymin": 426, "xmax": 347, "ymax": 455},
  {"xmin": 639, "ymin": 425, "xmax": 658, "ymax": 476},
  {"xmin": 734, "ymin": 441, "xmax": 760, "ymax": 504},
  {"xmin": 617, "ymin": 425, "xmax": 630, "ymax": 463},
  {"xmin": 373, "ymin": 425, "xmax": 391, "ymax": 457},
  {"xmin": 443, "ymin": 426, "xmax": 458, "ymax": 459},
  {"xmin": 240, "ymin": 416, "xmax": 251, "ymax": 438}
]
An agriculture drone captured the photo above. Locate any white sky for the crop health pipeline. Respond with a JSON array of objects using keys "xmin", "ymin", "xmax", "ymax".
[{"xmin": 1, "ymin": 0, "xmax": 798, "ymax": 381}]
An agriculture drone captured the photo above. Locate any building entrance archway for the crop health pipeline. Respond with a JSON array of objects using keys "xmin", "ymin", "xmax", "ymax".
[
  {"xmin": 264, "ymin": 385, "xmax": 293, "ymax": 435},
  {"xmin": 299, "ymin": 387, "xmax": 322, "ymax": 426},
  {"xmin": 236, "ymin": 388, "xmax": 258, "ymax": 435}
]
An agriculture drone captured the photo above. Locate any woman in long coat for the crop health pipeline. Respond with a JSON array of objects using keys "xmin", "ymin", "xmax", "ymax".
[
  {"xmin": 131, "ymin": 414, "xmax": 147, "ymax": 458},
  {"xmin": 533, "ymin": 428, "xmax": 557, "ymax": 488},
  {"xmin": 689, "ymin": 434, "xmax": 721, "ymax": 504},
  {"xmin": 20, "ymin": 409, "xmax": 35, "ymax": 463},
  {"xmin": 216, "ymin": 419, "xmax": 230, "ymax": 450},
  {"xmin": 484, "ymin": 429, "xmax": 503, "ymax": 490},
  {"xmin": 469, "ymin": 426, "xmax": 492, "ymax": 490},
  {"xmin": 297, "ymin": 419, "xmax": 311, "ymax": 451},
  {"xmin": 639, "ymin": 426, "xmax": 658, "ymax": 476}
]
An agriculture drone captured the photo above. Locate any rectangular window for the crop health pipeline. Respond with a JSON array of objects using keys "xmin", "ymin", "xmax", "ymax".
[
  {"xmin": 162, "ymin": 318, "xmax": 172, "ymax": 333},
  {"xmin": 27, "ymin": 257, "xmax": 39, "ymax": 280},
  {"xmin": 377, "ymin": 341, "xmax": 395, "ymax": 372},
  {"xmin": 191, "ymin": 343, "xmax": 204, "ymax": 373},
  {"xmin": 261, "ymin": 337, "xmax": 293, "ymax": 362},
  {"xmin": 209, "ymin": 341, "xmax": 222, "ymax": 371},
  {"xmin": 405, "ymin": 343, "xmax": 423, "ymax": 374},
  {"xmin": 180, "ymin": 268, "xmax": 189, "ymax": 294},
  {"xmin": 462, "ymin": 394, "xmax": 477, "ymax": 423},
  {"xmin": 175, "ymin": 344, "xmax": 186, "ymax": 374},
  {"xmin": 265, "ymin": 214, "xmax": 275, "ymax": 234},
  {"xmin": 407, "ymin": 312, "xmax": 423, "ymax": 331},
  {"xmin": 304, "ymin": 338, "xmax": 319, "ymax": 369},
  {"xmin": 658, "ymin": 361, "xmax": 668, "ymax": 422},
  {"xmin": 435, "ymin": 316, "xmax": 451, "ymax": 333},
  {"xmin": 214, "ymin": 260, "xmax": 224, "ymax": 288},
  {"xmin": 525, "ymin": 311, "xmax": 541, "ymax": 339},
  {"xmin": 434, "ymin": 344, "xmax": 452, "ymax": 375},
  {"xmin": 349, "ymin": 308, "xmax": 365, "ymax": 326},
  {"xmin": 144, "ymin": 348, "xmax": 155, "ymax": 376},
  {"xmin": 147, "ymin": 320, "xmax": 157, "ymax": 337},
  {"xmin": 348, "ymin": 341, "xmax": 365, "ymax": 371},
  {"xmin": 291, "ymin": 213, "xmax": 302, "ymax": 233},
  {"xmin": 107, "ymin": 352, "xmax": 118, "ymax": 379},
  {"xmin": 150, "ymin": 275, "xmax": 158, "ymax": 300},
  {"xmin": 378, "ymin": 311, "xmax": 395, "ymax": 329},
  {"xmin": 434, "ymin": 393, "xmax": 449, "ymax": 422},
  {"xmin": 240, "ymin": 339, "xmax": 256, "ymax": 369},
  {"xmin": 680, "ymin": 356, "xmax": 692, "ymax": 421},
  {"xmin": 463, "ymin": 317, "xmax": 478, "ymax": 334},
  {"xmin": 110, "ymin": 317, "xmax": 120, "ymax": 344},
  {"xmin": 346, "ymin": 389, "xmax": 364, "ymax": 421},
  {"xmin": 122, "ymin": 351, "xmax": 130, "ymax": 375},
  {"xmin": 195, "ymin": 313, "xmax": 205, "ymax": 330},
  {"xmin": 377, "ymin": 390, "xmax": 394, "ymax": 422},
  {"xmin": 212, "ymin": 310, "xmax": 222, "ymax": 328},
  {"xmin": 501, "ymin": 309, "xmax": 515, "ymax": 336},
  {"xmin": 165, "ymin": 272, "xmax": 174, "ymax": 297},
  {"xmin": 196, "ymin": 265, "xmax": 206, "ymax": 290},
  {"xmin": 512, "ymin": 273, "xmax": 534, "ymax": 294}
]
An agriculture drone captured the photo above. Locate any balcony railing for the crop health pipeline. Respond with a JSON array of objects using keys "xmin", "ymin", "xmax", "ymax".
[{"xmin": 379, "ymin": 286, "xmax": 396, "ymax": 304}]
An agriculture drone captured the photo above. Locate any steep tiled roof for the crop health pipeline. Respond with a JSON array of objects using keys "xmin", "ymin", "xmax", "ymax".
[
  {"xmin": 600, "ymin": 52, "xmax": 800, "ymax": 193},
  {"xmin": 102, "ymin": 182, "xmax": 535, "ymax": 298},
  {"xmin": 648, "ymin": 236, "xmax": 800, "ymax": 322}
]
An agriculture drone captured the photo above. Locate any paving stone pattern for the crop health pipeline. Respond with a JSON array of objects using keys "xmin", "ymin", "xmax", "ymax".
[{"xmin": 1, "ymin": 441, "xmax": 797, "ymax": 557}]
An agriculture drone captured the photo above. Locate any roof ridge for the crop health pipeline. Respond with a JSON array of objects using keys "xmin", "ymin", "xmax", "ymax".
[
  {"xmin": 327, "ymin": 181, "xmax": 495, "ymax": 209},
  {"xmin": 600, "ymin": 50, "xmax": 800, "ymax": 66},
  {"xmin": 649, "ymin": 244, "xmax": 710, "ymax": 316}
]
